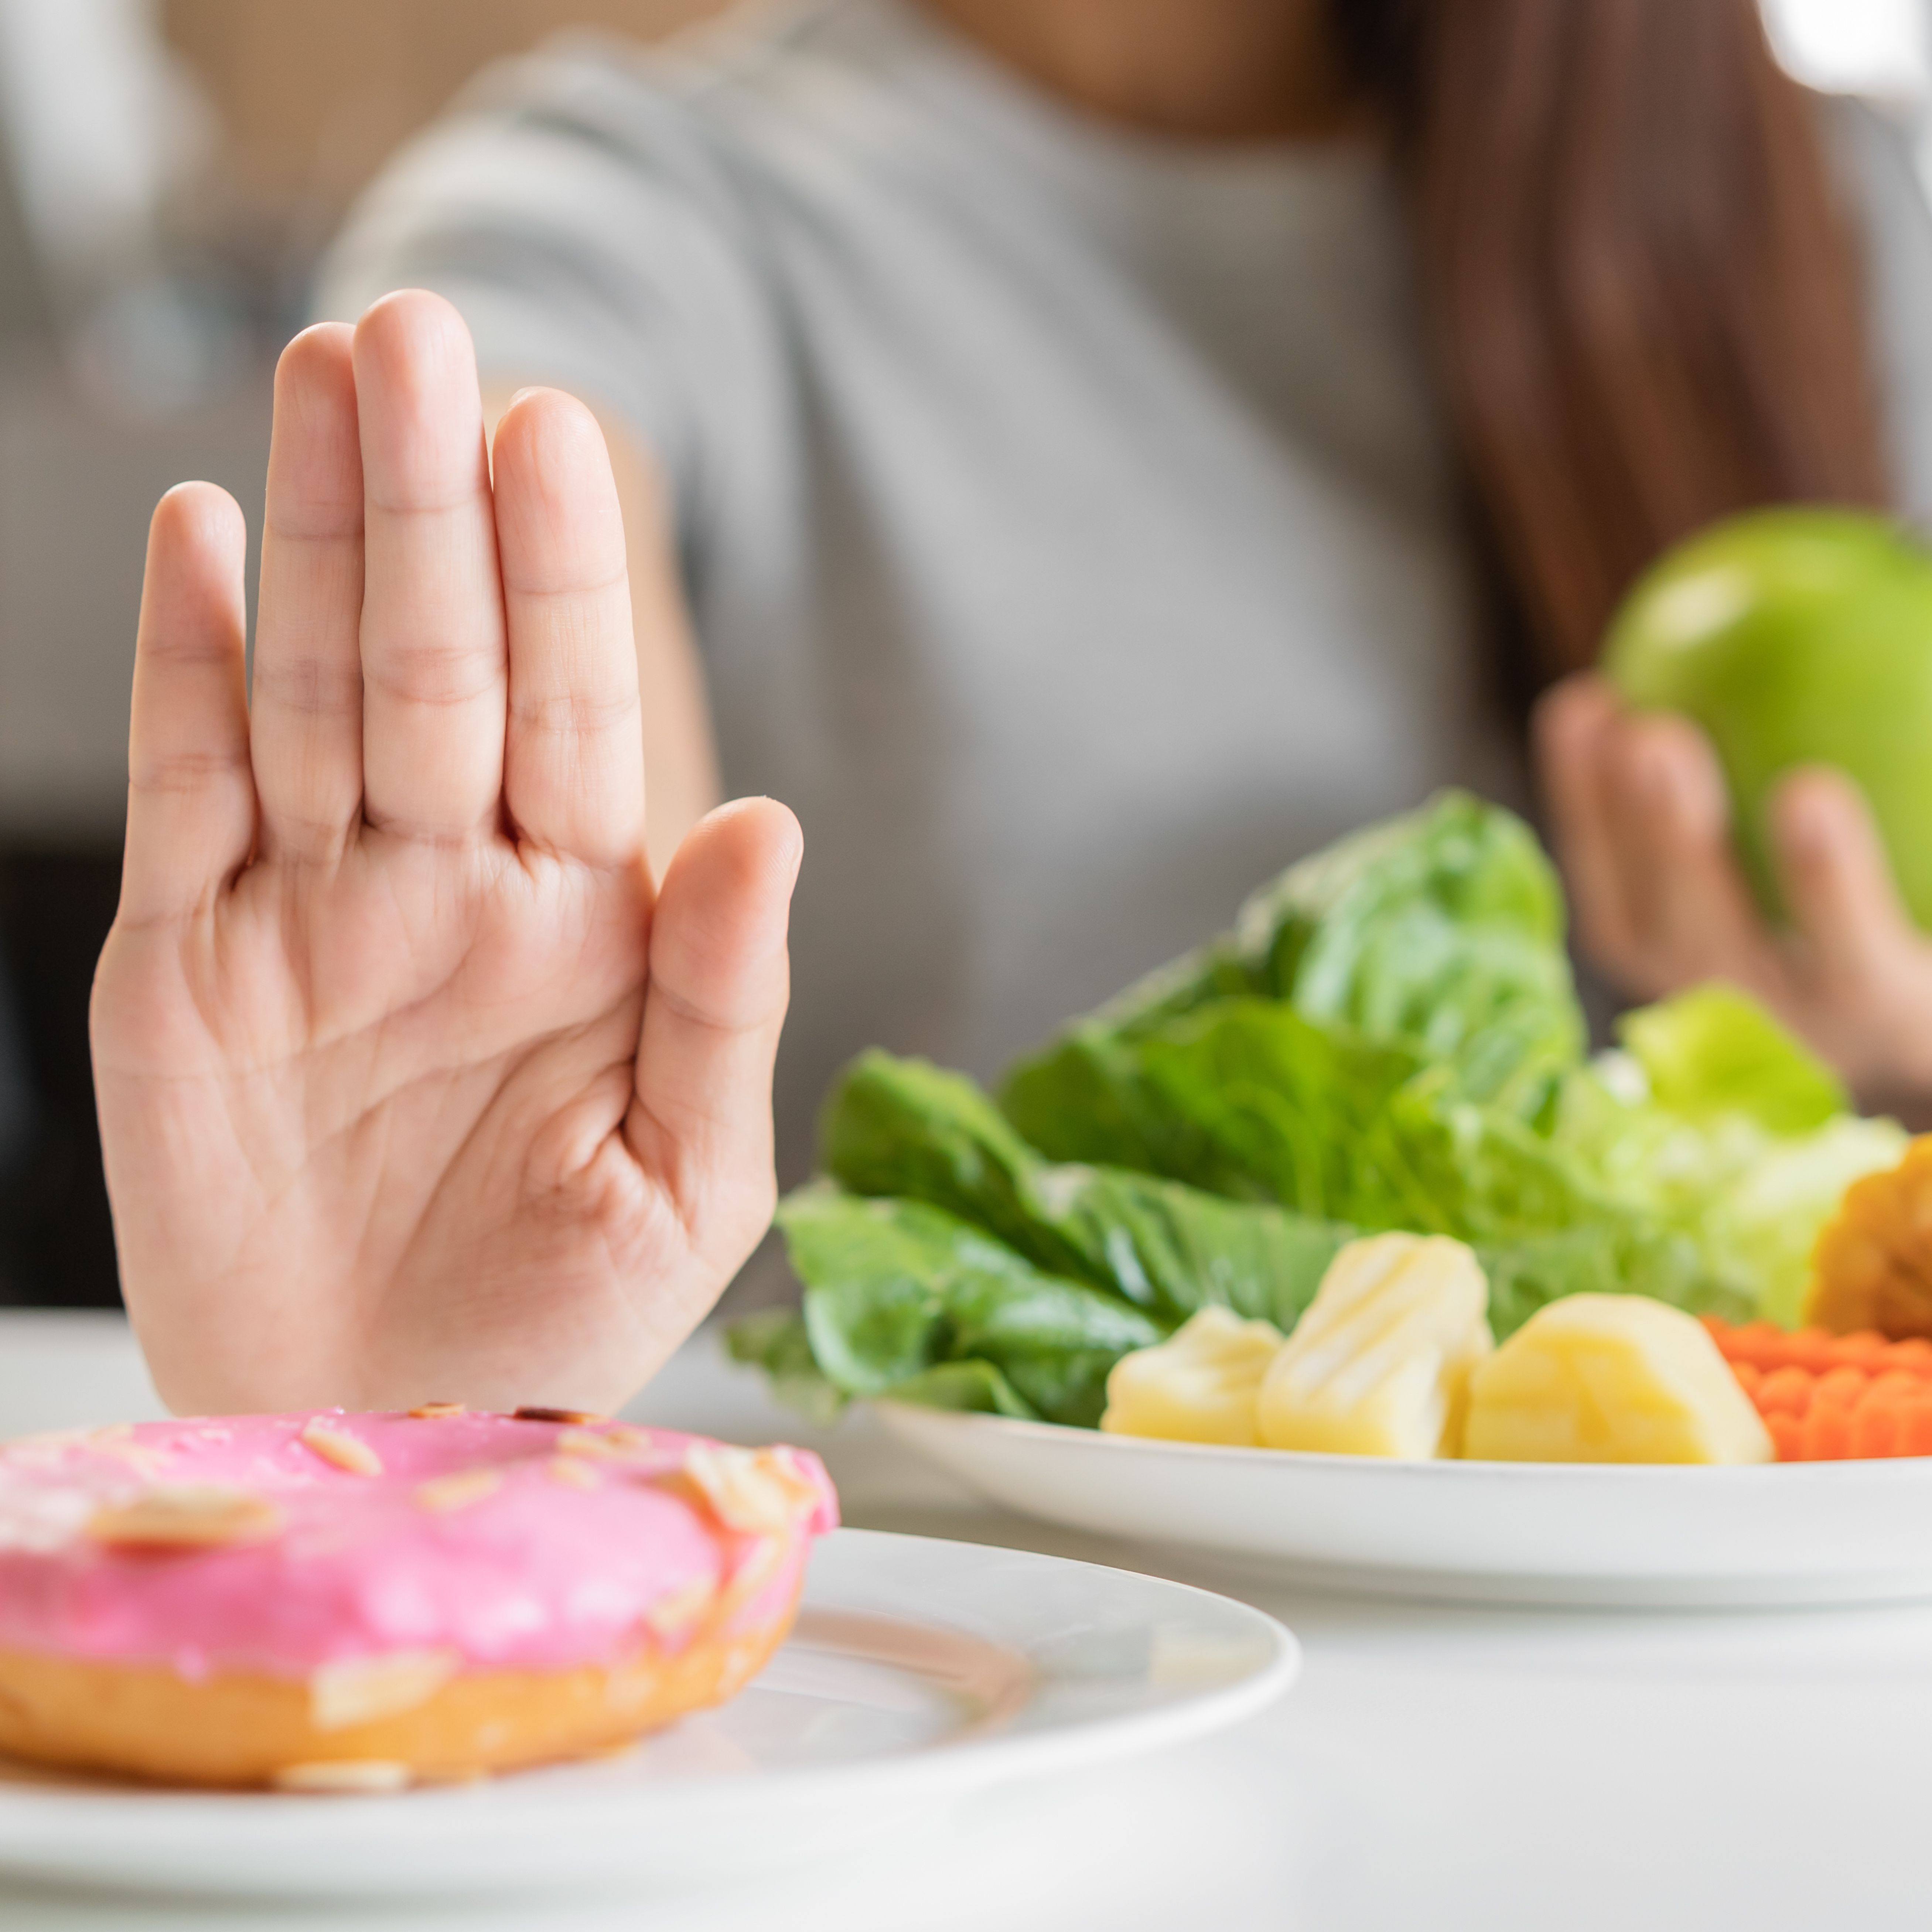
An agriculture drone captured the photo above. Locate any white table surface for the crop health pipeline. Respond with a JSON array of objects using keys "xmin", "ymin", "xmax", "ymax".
[{"xmin": 3, "ymin": 1310, "xmax": 1931, "ymax": 1931}]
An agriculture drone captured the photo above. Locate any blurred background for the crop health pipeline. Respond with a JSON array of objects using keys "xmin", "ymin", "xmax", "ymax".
[{"xmin": 0, "ymin": 0, "xmax": 1924, "ymax": 1308}]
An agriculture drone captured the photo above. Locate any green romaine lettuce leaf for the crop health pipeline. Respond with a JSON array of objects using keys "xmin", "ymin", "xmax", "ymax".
[
  {"xmin": 1552, "ymin": 986, "xmax": 1905, "ymax": 1321},
  {"xmin": 1005, "ymin": 1001, "xmax": 1424, "ymax": 1214},
  {"xmin": 1709, "ymin": 1115, "xmax": 1909, "ymax": 1326},
  {"xmin": 821, "ymin": 1049, "xmax": 1097, "ymax": 1284},
  {"xmin": 1062, "ymin": 791, "xmax": 1584, "ymax": 1115},
  {"xmin": 1618, "ymin": 983, "xmax": 1846, "ymax": 1134},
  {"xmin": 878, "ymin": 1361, "xmax": 1037, "ymax": 1418},
  {"xmin": 721, "ymin": 1308, "xmax": 845, "ymax": 1424},
  {"xmin": 820, "ymin": 1048, "xmax": 1352, "ymax": 1328},
  {"xmin": 775, "ymin": 1185, "xmax": 1163, "ymax": 1427},
  {"xmin": 1472, "ymin": 1223, "xmax": 1740, "ymax": 1339},
  {"xmin": 1004, "ymin": 999, "xmax": 1742, "ymax": 1337}
]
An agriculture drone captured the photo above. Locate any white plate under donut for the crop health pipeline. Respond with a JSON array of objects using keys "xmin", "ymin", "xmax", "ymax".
[
  {"xmin": 0, "ymin": 1527, "xmax": 1295, "ymax": 1901},
  {"xmin": 876, "ymin": 1402, "xmax": 1932, "ymax": 1608}
]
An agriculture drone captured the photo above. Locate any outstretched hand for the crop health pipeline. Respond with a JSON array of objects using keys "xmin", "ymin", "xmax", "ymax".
[
  {"xmin": 1536, "ymin": 673, "xmax": 1932, "ymax": 1104},
  {"xmin": 91, "ymin": 292, "xmax": 800, "ymax": 1414}
]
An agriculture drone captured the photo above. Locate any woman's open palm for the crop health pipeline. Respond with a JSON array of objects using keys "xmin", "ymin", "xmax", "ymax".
[{"xmin": 91, "ymin": 293, "xmax": 800, "ymax": 1414}]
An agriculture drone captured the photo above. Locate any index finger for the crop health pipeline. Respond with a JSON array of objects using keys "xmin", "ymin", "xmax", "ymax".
[{"xmin": 1533, "ymin": 675, "xmax": 1637, "ymax": 969}]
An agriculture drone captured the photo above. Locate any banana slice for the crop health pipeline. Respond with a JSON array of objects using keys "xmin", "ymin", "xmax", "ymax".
[
  {"xmin": 1256, "ymin": 1233, "xmax": 1492, "ymax": 1458},
  {"xmin": 1101, "ymin": 1308, "xmax": 1284, "ymax": 1447}
]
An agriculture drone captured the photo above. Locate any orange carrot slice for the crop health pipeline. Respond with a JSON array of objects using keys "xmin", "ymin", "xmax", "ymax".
[{"xmin": 1703, "ymin": 1318, "xmax": 1932, "ymax": 1461}]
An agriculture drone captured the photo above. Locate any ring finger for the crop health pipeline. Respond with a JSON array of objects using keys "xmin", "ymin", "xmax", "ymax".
[{"xmin": 1609, "ymin": 713, "xmax": 1774, "ymax": 994}]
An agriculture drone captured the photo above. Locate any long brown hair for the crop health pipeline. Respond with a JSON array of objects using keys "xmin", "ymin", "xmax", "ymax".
[{"xmin": 1331, "ymin": 0, "xmax": 1890, "ymax": 677}]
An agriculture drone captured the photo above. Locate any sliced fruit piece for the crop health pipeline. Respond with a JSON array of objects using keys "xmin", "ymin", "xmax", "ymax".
[
  {"xmin": 1805, "ymin": 1136, "xmax": 1932, "ymax": 1339},
  {"xmin": 1100, "ymin": 1308, "xmax": 1283, "ymax": 1447},
  {"xmin": 1464, "ymin": 1293, "xmax": 1772, "ymax": 1464},
  {"xmin": 1255, "ymin": 1233, "xmax": 1492, "ymax": 1458}
]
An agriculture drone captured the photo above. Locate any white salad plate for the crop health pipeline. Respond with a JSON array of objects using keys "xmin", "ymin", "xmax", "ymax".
[
  {"xmin": 878, "ymin": 1403, "xmax": 1932, "ymax": 1609},
  {"xmin": 0, "ymin": 1526, "xmax": 1296, "ymax": 1901}
]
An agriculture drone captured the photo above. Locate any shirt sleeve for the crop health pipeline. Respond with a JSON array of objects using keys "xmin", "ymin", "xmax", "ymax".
[
  {"xmin": 313, "ymin": 34, "xmax": 783, "ymax": 572},
  {"xmin": 1826, "ymin": 95, "xmax": 1932, "ymax": 522}
]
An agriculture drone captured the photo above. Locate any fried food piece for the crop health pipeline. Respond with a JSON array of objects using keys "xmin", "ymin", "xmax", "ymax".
[{"xmin": 1806, "ymin": 1136, "xmax": 1932, "ymax": 1340}]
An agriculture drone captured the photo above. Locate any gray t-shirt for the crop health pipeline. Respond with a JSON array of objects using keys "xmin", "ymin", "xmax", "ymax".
[{"xmin": 319, "ymin": 0, "xmax": 1932, "ymax": 1198}]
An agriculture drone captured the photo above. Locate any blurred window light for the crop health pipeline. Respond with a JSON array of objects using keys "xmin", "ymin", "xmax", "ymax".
[{"xmin": 1761, "ymin": 0, "xmax": 1931, "ymax": 101}]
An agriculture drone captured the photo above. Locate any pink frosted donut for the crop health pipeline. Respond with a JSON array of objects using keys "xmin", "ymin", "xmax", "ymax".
[{"xmin": 0, "ymin": 1406, "xmax": 836, "ymax": 1789}]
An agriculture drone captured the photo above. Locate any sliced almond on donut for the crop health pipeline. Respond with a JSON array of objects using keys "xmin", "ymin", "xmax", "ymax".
[
  {"xmin": 86, "ymin": 1486, "xmax": 283, "ymax": 1550},
  {"xmin": 553, "ymin": 1425, "xmax": 655, "ymax": 1462},
  {"xmin": 310, "ymin": 1649, "xmax": 461, "ymax": 1731},
  {"xmin": 408, "ymin": 1402, "xmax": 466, "ymax": 1420},
  {"xmin": 546, "ymin": 1455, "xmax": 600, "ymax": 1491},
  {"xmin": 272, "ymin": 1759, "xmax": 413, "ymax": 1794},
  {"xmin": 414, "ymin": 1467, "xmax": 503, "ymax": 1513},
  {"xmin": 513, "ymin": 1405, "xmax": 605, "ymax": 1426},
  {"xmin": 641, "ymin": 1572, "xmax": 717, "ymax": 1641},
  {"xmin": 727, "ymin": 1533, "xmax": 787, "ymax": 1600},
  {"xmin": 83, "ymin": 1425, "xmax": 167, "ymax": 1479},
  {"xmin": 679, "ymin": 1445, "xmax": 821, "ymax": 1536},
  {"xmin": 298, "ymin": 1420, "xmax": 384, "ymax": 1477}
]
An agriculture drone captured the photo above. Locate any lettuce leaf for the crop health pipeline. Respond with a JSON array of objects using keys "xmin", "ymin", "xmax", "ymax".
[
  {"xmin": 821, "ymin": 1048, "xmax": 1351, "ymax": 1328},
  {"xmin": 1710, "ymin": 1116, "xmax": 1909, "ymax": 1326},
  {"xmin": 1009, "ymin": 1001, "xmax": 1741, "ymax": 1337},
  {"xmin": 722, "ymin": 1307, "xmax": 846, "ymax": 1424},
  {"xmin": 1061, "ymin": 791, "xmax": 1584, "ymax": 1116},
  {"xmin": 1005, "ymin": 1001, "xmax": 1424, "ymax": 1213},
  {"xmin": 1553, "ymin": 986, "xmax": 1906, "ymax": 1321},
  {"xmin": 1618, "ymin": 983, "xmax": 1845, "ymax": 1134},
  {"xmin": 775, "ymin": 1185, "xmax": 1163, "ymax": 1427}
]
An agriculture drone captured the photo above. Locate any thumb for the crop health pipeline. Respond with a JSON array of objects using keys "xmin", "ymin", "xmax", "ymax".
[{"xmin": 628, "ymin": 797, "xmax": 802, "ymax": 1245}]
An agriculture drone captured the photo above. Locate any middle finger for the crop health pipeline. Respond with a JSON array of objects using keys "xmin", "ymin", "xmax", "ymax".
[
  {"xmin": 1610, "ymin": 713, "xmax": 1775, "ymax": 993},
  {"xmin": 352, "ymin": 291, "xmax": 507, "ymax": 843}
]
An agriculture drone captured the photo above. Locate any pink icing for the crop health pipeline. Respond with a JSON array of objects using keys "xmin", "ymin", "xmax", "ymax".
[{"xmin": 0, "ymin": 1411, "xmax": 837, "ymax": 1680}]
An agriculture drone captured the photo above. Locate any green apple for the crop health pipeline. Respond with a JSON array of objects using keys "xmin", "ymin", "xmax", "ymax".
[{"xmin": 1604, "ymin": 506, "xmax": 1932, "ymax": 929}]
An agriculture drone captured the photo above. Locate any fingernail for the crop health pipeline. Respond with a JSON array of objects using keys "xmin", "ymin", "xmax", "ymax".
[{"xmin": 509, "ymin": 386, "xmax": 540, "ymax": 407}]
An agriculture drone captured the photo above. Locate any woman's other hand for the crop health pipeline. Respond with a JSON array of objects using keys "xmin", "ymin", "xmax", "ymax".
[
  {"xmin": 1535, "ymin": 673, "xmax": 1932, "ymax": 1102},
  {"xmin": 90, "ymin": 291, "xmax": 800, "ymax": 1416}
]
